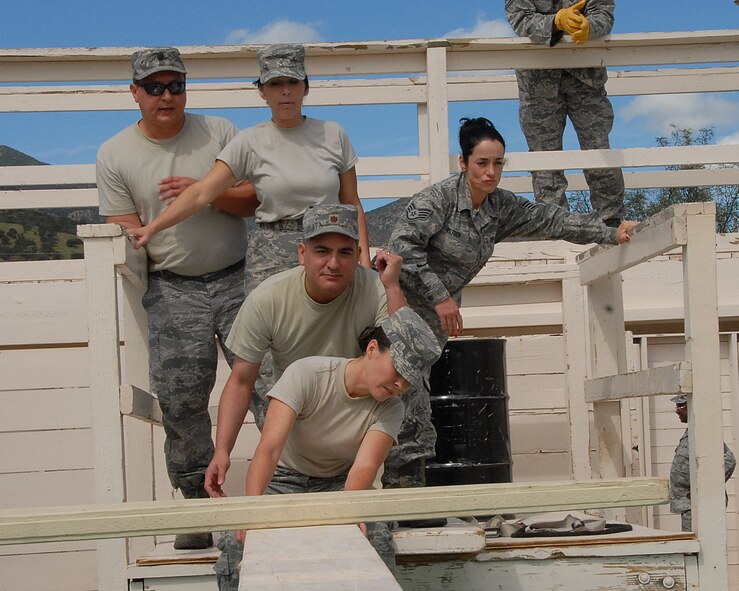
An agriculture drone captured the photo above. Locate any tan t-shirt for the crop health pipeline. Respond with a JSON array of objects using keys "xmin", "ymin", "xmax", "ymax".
[
  {"xmin": 217, "ymin": 117, "xmax": 358, "ymax": 223},
  {"xmin": 225, "ymin": 265, "xmax": 388, "ymax": 380},
  {"xmin": 96, "ymin": 114, "xmax": 247, "ymax": 276},
  {"xmin": 270, "ymin": 356, "xmax": 404, "ymax": 477}
]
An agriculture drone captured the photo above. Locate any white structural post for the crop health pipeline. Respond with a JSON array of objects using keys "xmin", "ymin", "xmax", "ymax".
[
  {"xmin": 425, "ymin": 43, "xmax": 450, "ymax": 183},
  {"xmin": 683, "ymin": 204, "xmax": 728, "ymax": 590},
  {"xmin": 587, "ymin": 272, "xmax": 628, "ymax": 483},
  {"xmin": 561, "ymin": 271, "xmax": 593, "ymax": 481},
  {"xmin": 79, "ymin": 224, "xmax": 129, "ymax": 591}
]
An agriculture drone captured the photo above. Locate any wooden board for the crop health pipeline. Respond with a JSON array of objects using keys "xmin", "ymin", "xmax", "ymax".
[
  {"xmin": 0, "ymin": 478, "xmax": 668, "ymax": 545},
  {"xmin": 240, "ymin": 525, "xmax": 401, "ymax": 591}
]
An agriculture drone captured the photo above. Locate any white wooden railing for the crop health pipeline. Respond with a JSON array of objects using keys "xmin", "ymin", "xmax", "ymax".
[{"xmin": 1, "ymin": 30, "xmax": 738, "ymax": 212}]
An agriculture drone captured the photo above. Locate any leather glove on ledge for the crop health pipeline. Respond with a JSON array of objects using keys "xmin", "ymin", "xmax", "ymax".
[
  {"xmin": 554, "ymin": 0, "xmax": 587, "ymax": 35},
  {"xmin": 571, "ymin": 15, "xmax": 591, "ymax": 44}
]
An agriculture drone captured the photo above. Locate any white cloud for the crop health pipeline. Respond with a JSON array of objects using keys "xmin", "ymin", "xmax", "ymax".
[
  {"xmin": 445, "ymin": 17, "xmax": 513, "ymax": 39},
  {"xmin": 718, "ymin": 130, "xmax": 739, "ymax": 145},
  {"xmin": 619, "ymin": 94, "xmax": 739, "ymax": 134},
  {"xmin": 225, "ymin": 20, "xmax": 323, "ymax": 44}
]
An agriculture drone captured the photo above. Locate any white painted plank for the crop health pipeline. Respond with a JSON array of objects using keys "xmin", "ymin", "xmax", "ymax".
[
  {"xmin": 393, "ymin": 519, "xmax": 485, "ymax": 555},
  {"xmin": 0, "ymin": 347, "xmax": 89, "ymax": 390},
  {"xmin": 504, "ymin": 335, "xmax": 565, "ymax": 375},
  {"xmin": 0, "ymin": 469, "xmax": 95, "ymax": 509},
  {"xmin": 241, "ymin": 525, "xmax": 401, "ymax": 591},
  {"xmin": 508, "ymin": 374, "xmax": 567, "ymax": 410},
  {"xmin": 0, "ymin": 478, "xmax": 669, "ymax": 545},
  {"xmin": 511, "ymin": 452, "xmax": 573, "ymax": 482},
  {"xmin": 0, "ymin": 259, "xmax": 84, "ymax": 282},
  {"xmin": 0, "ymin": 550, "xmax": 97, "ymax": 591},
  {"xmin": 0, "ymin": 429, "xmax": 92, "ymax": 473},
  {"xmin": 579, "ymin": 204, "xmax": 713, "ymax": 285},
  {"xmin": 509, "ymin": 412, "xmax": 570, "ymax": 455},
  {"xmin": 120, "ymin": 385, "xmax": 162, "ymax": 425},
  {"xmin": 0, "ymin": 279, "xmax": 87, "ymax": 346},
  {"xmin": 0, "ymin": 387, "xmax": 90, "ymax": 431},
  {"xmin": 585, "ymin": 362, "xmax": 693, "ymax": 403}
]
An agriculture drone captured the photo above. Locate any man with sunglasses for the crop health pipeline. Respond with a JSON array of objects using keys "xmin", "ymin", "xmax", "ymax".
[{"xmin": 96, "ymin": 47, "xmax": 257, "ymax": 550}]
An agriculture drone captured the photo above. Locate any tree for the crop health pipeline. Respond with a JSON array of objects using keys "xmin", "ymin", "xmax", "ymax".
[{"xmin": 567, "ymin": 126, "xmax": 739, "ymax": 232}]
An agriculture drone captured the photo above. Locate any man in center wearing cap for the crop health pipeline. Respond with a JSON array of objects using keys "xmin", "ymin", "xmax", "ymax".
[
  {"xmin": 96, "ymin": 46, "xmax": 257, "ymax": 550},
  {"xmin": 669, "ymin": 393, "xmax": 736, "ymax": 531},
  {"xmin": 206, "ymin": 204, "xmax": 406, "ymax": 586}
]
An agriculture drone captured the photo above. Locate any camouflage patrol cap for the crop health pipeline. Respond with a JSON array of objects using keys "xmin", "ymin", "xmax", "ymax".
[
  {"xmin": 381, "ymin": 307, "xmax": 442, "ymax": 392},
  {"xmin": 257, "ymin": 44, "xmax": 306, "ymax": 84},
  {"xmin": 131, "ymin": 47, "xmax": 187, "ymax": 81},
  {"xmin": 671, "ymin": 394, "xmax": 688, "ymax": 405},
  {"xmin": 303, "ymin": 204, "xmax": 359, "ymax": 241}
]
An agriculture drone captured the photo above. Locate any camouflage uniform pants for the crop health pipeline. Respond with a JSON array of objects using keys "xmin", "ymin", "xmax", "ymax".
[
  {"xmin": 244, "ymin": 220, "xmax": 304, "ymax": 430},
  {"xmin": 142, "ymin": 260, "xmax": 245, "ymax": 496},
  {"xmin": 517, "ymin": 68, "xmax": 625, "ymax": 222},
  {"xmin": 214, "ymin": 466, "xmax": 397, "ymax": 590}
]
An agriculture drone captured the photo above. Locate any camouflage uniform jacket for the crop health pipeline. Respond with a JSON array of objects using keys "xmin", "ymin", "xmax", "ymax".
[
  {"xmin": 669, "ymin": 429, "xmax": 736, "ymax": 514},
  {"xmin": 505, "ymin": 0, "xmax": 615, "ymax": 88},
  {"xmin": 389, "ymin": 173, "xmax": 616, "ymax": 333}
]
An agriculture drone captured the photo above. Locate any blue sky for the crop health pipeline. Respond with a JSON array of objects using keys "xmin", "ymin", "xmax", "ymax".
[{"xmin": 2, "ymin": 0, "xmax": 738, "ymax": 207}]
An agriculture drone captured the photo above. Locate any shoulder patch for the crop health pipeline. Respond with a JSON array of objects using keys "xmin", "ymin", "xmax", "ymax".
[
  {"xmin": 405, "ymin": 202, "xmax": 433, "ymax": 221},
  {"xmin": 521, "ymin": 199, "xmax": 537, "ymax": 211}
]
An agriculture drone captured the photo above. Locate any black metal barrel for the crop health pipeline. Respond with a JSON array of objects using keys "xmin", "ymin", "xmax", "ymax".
[{"xmin": 426, "ymin": 338, "xmax": 512, "ymax": 486}]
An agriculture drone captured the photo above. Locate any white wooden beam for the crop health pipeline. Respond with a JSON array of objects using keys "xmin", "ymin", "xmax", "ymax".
[
  {"xmin": 578, "ymin": 204, "xmax": 696, "ymax": 285},
  {"xmin": 0, "ymin": 478, "xmax": 668, "ymax": 545},
  {"xmin": 584, "ymin": 362, "xmax": 693, "ymax": 403},
  {"xmin": 119, "ymin": 385, "xmax": 161, "ymax": 425}
]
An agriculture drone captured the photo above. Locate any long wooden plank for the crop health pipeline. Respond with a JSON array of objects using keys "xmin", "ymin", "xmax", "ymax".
[
  {"xmin": 0, "ymin": 478, "xmax": 668, "ymax": 545},
  {"xmin": 241, "ymin": 525, "xmax": 402, "ymax": 591},
  {"xmin": 585, "ymin": 362, "xmax": 693, "ymax": 403}
]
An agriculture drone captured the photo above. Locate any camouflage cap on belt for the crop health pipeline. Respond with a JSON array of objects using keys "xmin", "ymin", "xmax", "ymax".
[
  {"xmin": 131, "ymin": 47, "xmax": 187, "ymax": 81},
  {"xmin": 303, "ymin": 204, "xmax": 359, "ymax": 241},
  {"xmin": 381, "ymin": 307, "xmax": 442, "ymax": 392},
  {"xmin": 257, "ymin": 43, "xmax": 306, "ymax": 84},
  {"xmin": 671, "ymin": 393, "xmax": 688, "ymax": 405}
]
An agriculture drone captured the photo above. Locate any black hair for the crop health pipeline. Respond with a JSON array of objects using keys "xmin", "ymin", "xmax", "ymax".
[
  {"xmin": 253, "ymin": 75, "xmax": 310, "ymax": 91},
  {"xmin": 458, "ymin": 117, "xmax": 506, "ymax": 164},
  {"xmin": 358, "ymin": 325, "xmax": 391, "ymax": 353}
]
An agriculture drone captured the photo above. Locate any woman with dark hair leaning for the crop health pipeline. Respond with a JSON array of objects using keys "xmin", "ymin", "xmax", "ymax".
[
  {"xmin": 383, "ymin": 117, "xmax": 637, "ymax": 491},
  {"xmin": 213, "ymin": 307, "xmax": 442, "ymax": 591},
  {"xmin": 130, "ymin": 43, "xmax": 372, "ymax": 291}
]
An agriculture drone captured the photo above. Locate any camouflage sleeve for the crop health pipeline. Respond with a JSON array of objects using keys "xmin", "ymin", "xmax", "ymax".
[
  {"xmin": 494, "ymin": 190, "xmax": 617, "ymax": 245},
  {"xmin": 581, "ymin": 0, "xmax": 615, "ymax": 39},
  {"xmin": 389, "ymin": 185, "xmax": 452, "ymax": 305},
  {"xmin": 724, "ymin": 443, "xmax": 736, "ymax": 482},
  {"xmin": 505, "ymin": 0, "xmax": 562, "ymax": 46}
]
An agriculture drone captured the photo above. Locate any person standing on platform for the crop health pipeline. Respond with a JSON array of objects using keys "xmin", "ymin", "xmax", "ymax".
[
  {"xmin": 96, "ymin": 46, "xmax": 257, "ymax": 550},
  {"xmin": 506, "ymin": 0, "xmax": 626, "ymax": 226},
  {"xmin": 669, "ymin": 393, "xmax": 736, "ymax": 531}
]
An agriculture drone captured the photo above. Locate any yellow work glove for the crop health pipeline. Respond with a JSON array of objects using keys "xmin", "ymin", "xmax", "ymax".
[
  {"xmin": 571, "ymin": 15, "xmax": 591, "ymax": 44},
  {"xmin": 555, "ymin": 0, "xmax": 587, "ymax": 35}
]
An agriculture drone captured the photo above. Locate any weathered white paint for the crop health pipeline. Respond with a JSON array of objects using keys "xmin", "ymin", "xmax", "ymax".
[
  {"xmin": 0, "ymin": 478, "xmax": 668, "ymax": 545},
  {"xmin": 240, "ymin": 525, "xmax": 402, "ymax": 591}
]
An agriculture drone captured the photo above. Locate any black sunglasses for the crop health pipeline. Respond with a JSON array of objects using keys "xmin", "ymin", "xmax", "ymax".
[{"xmin": 136, "ymin": 80, "xmax": 186, "ymax": 96}]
